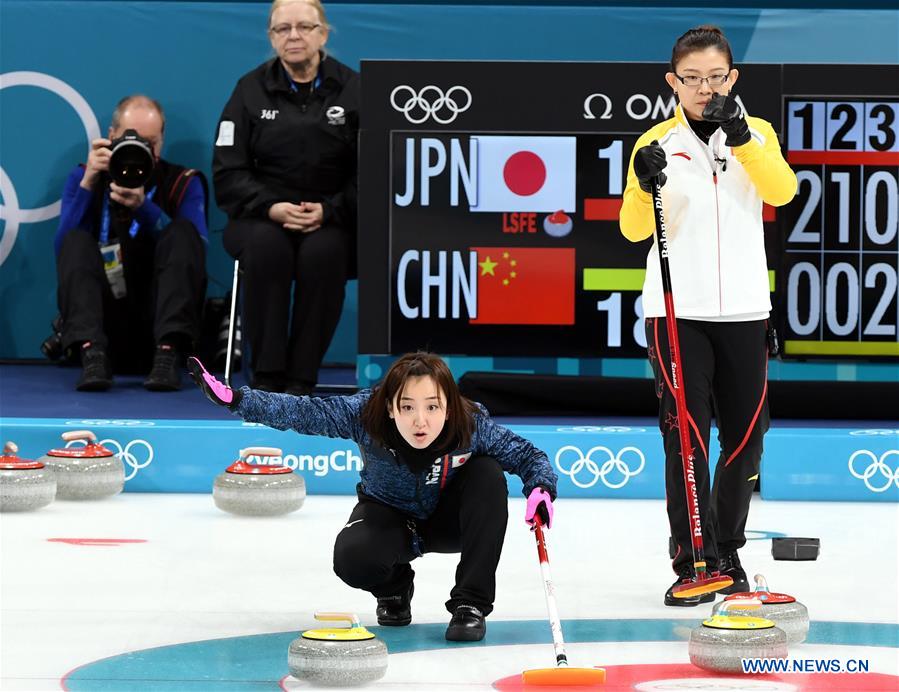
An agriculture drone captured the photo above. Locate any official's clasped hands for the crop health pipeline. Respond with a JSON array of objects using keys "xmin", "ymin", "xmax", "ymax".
[{"xmin": 269, "ymin": 201, "xmax": 324, "ymax": 232}]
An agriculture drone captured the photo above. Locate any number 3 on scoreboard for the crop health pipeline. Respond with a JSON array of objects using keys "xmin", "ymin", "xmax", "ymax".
[{"xmin": 788, "ymin": 101, "xmax": 899, "ymax": 152}]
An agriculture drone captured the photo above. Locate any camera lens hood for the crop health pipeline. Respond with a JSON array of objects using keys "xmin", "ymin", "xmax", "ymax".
[{"xmin": 109, "ymin": 129, "xmax": 155, "ymax": 188}]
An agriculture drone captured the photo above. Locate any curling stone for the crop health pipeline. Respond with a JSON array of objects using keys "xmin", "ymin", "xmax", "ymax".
[
  {"xmin": 714, "ymin": 573, "xmax": 809, "ymax": 644},
  {"xmin": 38, "ymin": 431, "xmax": 124, "ymax": 500},
  {"xmin": 689, "ymin": 598, "xmax": 787, "ymax": 673},
  {"xmin": 0, "ymin": 442, "xmax": 57, "ymax": 512},
  {"xmin": 213, "ymin": 447, "xmax": 305, "ymax": 516},
  {"xmin": 288, "ymin": 612, "xmax": 388, "ymax": 687}
]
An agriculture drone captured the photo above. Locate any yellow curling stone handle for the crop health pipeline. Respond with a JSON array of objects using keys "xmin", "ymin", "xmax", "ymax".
[
  {"xmin": 703, "ymin": 614, "xmax": 776, "ymax": 629},
  {"xmin": 704, "ymin": 598, "xmax": 774, "ymax": 629},
  {"xmin": 302, "ymin": 612, "xmax": 375, "ymax": 641}
]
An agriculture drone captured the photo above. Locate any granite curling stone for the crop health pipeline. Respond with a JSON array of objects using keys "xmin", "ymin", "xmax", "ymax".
[
  {"xmin": 213, "ymin": 447, "xmax": 305, "ymax": 516},
  {"xmin": 713, "ymin": 573, "xmax": 809, "ymax": 644},
  {"xmin": 690, "ymin": 598, "xmax": 787, "ymax": 673},
  {"xmin": 0, "ymin": 442, "xmax": 57, "ymax": 512},
  {"xmin": 38, "ymin": 430, "xmax": 124, "ymax": 500},
  {"xmin": 288, "ymin": 612, "xmax": 388, "ymax": 687}
]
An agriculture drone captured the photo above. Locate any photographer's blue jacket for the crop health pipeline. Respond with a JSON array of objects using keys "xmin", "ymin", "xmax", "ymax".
[
  {"xmin": 235, "ymin": 388, "xmax": 558, "ymax": 519},
  {"xmin": 55, "ymin": 163, "xmax": 208, "ymax": 255}
]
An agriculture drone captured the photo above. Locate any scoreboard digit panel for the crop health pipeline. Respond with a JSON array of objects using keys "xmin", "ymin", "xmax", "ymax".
[{"xmin": 781, "ymin": 95, "xmax": 899, "ymax": 358}]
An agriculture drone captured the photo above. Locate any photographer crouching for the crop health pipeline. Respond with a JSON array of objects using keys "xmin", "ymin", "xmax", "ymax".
[{"xmin": 54, "ymin": 95, "xmax": 208, "ymax": 391}]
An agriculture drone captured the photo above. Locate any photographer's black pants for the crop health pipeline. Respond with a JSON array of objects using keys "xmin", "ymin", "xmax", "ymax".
[
  {"xmin": 56, "ymin": 221, "xmax": 206, "ymax": 372},
  {"xmin": 223, "ymin": 218, "xmax": 348, "ymax": 387},
  {"xmin": 332, "ymin": 455, "xmax": 509, "ymax": 616},
  {"xmin": 645, "ymin": 317, "xmax": 769, "ymax": 575}
]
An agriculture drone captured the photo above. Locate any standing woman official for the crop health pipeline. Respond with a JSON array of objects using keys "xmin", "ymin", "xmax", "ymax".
[
  {"xmin": 213, "ymin": 0, "xmax": 358, "ymax": 395},
  {"xmin": 619, "ymin": 25, "xmax": 796, "ymax": 607}
]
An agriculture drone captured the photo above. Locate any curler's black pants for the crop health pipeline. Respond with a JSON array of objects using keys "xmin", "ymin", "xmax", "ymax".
[
  {"xmin": 332, "ymin": 455, "xmax": 509, "ymax": 615},
  {"xmin": 645, "ymin": 317, "xmax": 769, "ymax": 575},
  {"xmin": 56, "ymin": 221, "xmax": 206, "ymax": 372}
]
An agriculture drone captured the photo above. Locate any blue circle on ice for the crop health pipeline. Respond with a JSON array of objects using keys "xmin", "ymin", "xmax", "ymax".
[{"xmin": 63, "ymin": 618, "xmax": 899, "ymax": 690}]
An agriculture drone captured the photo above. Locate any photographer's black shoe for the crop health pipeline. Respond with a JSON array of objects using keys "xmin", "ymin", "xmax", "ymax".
[
  {"xmin": 664, "ymin": 567, "xmax": 717, "ymax": 607},
  {"xmin": 376, "ymin": 582, "xmax": 413, "ymax": 626},
  {"xmin": 76, "ymin": 343, "xmax": 112, "ymax": 392},
  {"xmin": 144, "ymin": 344, "xmax": 182, "ymax": 391},
  {"xmin": 445, "ymin": 605, "xmax": 486, "ymax": 642},
  {"xmin": 717, "ymin": 550, "xmax": 750, "ymax": 594}
]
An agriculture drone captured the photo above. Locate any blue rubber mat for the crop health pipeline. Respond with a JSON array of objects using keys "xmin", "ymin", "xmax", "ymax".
[{"xmin": 0, "ymin": 363, "xmax": 356, "ymax": 420}]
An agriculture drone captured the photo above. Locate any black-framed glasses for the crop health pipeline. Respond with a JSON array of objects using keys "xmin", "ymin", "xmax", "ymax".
[
  {"xmin": 675, "ymin": 73, "xmax": 730, "ymax": 88},
  {"xmin": 270, "ymin": 22, "xmax": 321, "ymax": 38}
]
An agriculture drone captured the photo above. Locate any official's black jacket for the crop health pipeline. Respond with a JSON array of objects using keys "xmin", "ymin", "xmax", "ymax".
[{"xmin": 212, "ymin": 55, "xmax": 359, "ymax": 232}]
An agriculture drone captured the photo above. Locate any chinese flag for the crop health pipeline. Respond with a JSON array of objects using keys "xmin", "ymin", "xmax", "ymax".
[{"xmin": 470, "ymin": 247, "xmax": 575, "ymax": 325}]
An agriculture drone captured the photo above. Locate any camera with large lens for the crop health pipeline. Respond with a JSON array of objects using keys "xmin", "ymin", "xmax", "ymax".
[{"xmin": 108, "ymin": 128, "xmax": 155, "ymax": 188}]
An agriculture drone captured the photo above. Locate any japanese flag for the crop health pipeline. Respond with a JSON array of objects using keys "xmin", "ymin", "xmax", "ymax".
[{"xmin": 469, "ymin": 136, "xmax": 576, "ymax": 213}]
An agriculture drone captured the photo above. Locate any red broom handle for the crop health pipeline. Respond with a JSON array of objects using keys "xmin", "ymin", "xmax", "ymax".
[{"xmin": 649, "ymin": 175, "xmax": 708, "ymax": 580}]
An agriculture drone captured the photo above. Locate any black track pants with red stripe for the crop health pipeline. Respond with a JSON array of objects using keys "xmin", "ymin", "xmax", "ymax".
[{"xmin": 646, "ymin": 317, "xmax": 770, "ymax": 575}]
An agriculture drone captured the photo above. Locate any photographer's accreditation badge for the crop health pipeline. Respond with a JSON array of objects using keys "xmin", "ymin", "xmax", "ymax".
[{"xmin": 100, "ymin": 243, "xmax": 127, "ymax": 299}]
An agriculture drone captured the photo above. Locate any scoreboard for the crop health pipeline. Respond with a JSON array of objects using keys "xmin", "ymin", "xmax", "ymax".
[
  {"xmin": 780, "ymin": 82, "xmax": 898, "ymax": 357},
  {"xmin": 358, "ymin": 62, "xmax": 898, "ymax": 360}
]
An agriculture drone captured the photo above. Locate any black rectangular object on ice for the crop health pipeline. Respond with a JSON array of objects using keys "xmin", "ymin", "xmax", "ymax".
[{"xmin": 772, "ymin": 537, "xmax": 820, "ymax": 561}]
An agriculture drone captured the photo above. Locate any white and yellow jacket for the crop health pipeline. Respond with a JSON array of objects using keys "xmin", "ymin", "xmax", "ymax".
[{"xmin": 620, "ymin": 105, "xmax": 797, "ymax": 320}]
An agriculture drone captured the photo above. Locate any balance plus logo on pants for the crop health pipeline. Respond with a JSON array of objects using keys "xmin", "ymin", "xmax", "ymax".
[{"xmin": 246, "ymin": 449, "xmax": 362, "ymax": 477}]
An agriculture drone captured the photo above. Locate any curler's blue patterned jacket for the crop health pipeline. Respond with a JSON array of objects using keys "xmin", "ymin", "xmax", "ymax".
[{"xmin": 235, "ymin": 388, "xmax": 557, "ymax": 519}]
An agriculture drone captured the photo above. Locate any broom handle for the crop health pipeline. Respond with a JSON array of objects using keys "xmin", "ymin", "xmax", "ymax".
[
  {"xmin": 649, "ymin": 174, "xmax": 708, "ymax": 581},
  {"xmin": 533, "ymin": 518, "xmax": 568, "ymax": 668}
]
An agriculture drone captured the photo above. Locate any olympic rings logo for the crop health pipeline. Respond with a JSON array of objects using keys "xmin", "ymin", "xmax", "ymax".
[
  {"xmin": 65, "ymin": 437, "xmax": 154, "ymax": 482},
  {"xmin": 0, "ymin": 71, "xmax": 100, "ymax": 266},
  {"xmin": 389, "ymin": 85, "xmax": 472, "ymax": 125},
  {"xmin": 848, "ymin": 449, "xmax": 899, "ymax": 493},
  {"xmin": 554, "ymin": 445, "xmax": 646, "ymax": 489}
]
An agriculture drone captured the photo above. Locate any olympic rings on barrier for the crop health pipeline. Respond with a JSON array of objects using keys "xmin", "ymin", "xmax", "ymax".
[
  {"xmin": 848, "ymin": 449, "xmax": 899, "ymax": 493},
  {"xmin": 389, "ymin": 85, "xmax": 472, "ymax": 124},
  {"xmin": 554, "ymin": 444, "xmax": 646, "ymax": 489},
  {"xmin": 65, "ymin": 437, "xmax": 154, "ymax": 481},
  {"xmin": 0, "ymin": 71, "xmax": 100, "ymax": 266}
]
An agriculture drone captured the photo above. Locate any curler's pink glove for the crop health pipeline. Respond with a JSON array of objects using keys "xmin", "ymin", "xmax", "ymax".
[
  {"xmin": 187, "ymin": 356, "xmax": 242, "ymax": 410},
  {"xmin": 524, "ymin": 487, "xmax": 554, "ymax": 529}
]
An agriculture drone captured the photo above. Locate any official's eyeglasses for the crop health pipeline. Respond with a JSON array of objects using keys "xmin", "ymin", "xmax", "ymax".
[
  {"xmin": 674, "ymin": 73, "xmax": 730, "ymax": 88},
  {"xmin": 270, "ymin": 22, "xmax": 321, "ymax": 38}
]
